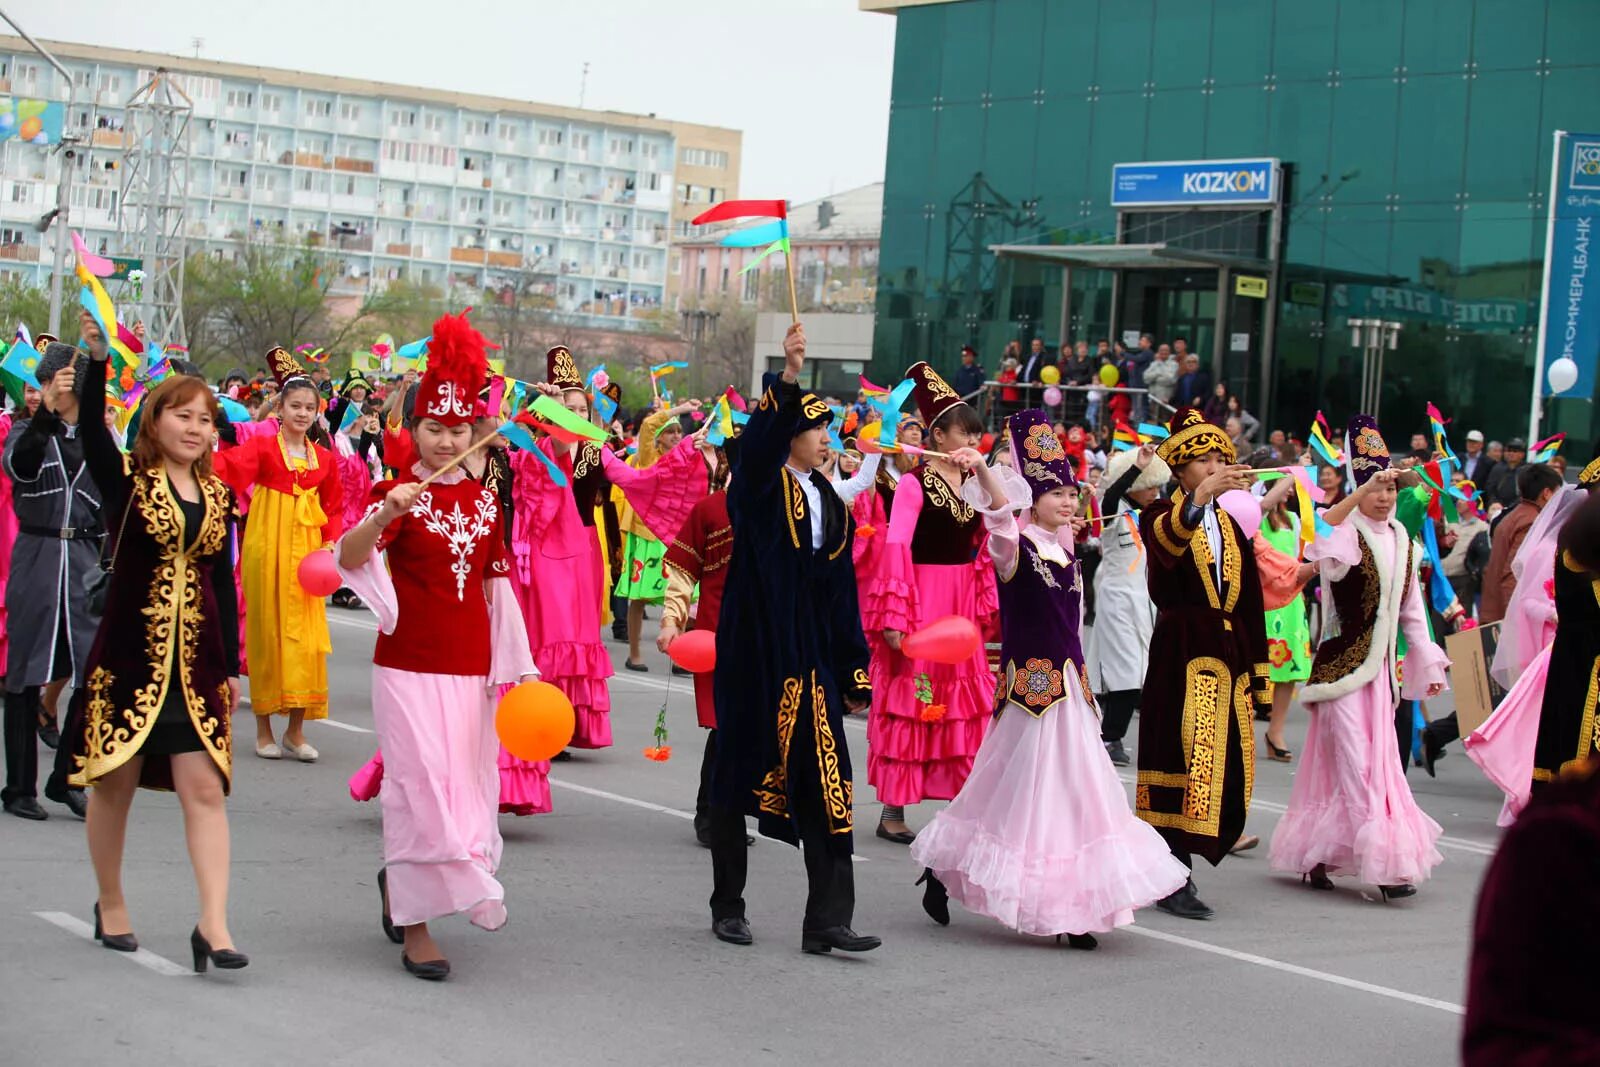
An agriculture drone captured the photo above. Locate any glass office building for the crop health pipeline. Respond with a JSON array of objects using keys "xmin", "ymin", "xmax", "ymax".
[{"xmin": 869, "ymin": 0, "xmax": 1600, "ymax": 453}]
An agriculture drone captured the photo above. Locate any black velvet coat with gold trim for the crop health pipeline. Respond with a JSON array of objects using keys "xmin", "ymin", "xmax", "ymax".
[
  {"xmin": 712, "ymin": 374, "xmax": 872, "ymax": 853},
  {"xmin": 1533, "ymin": 548, "xmax": 1600, "ymax": 786},
  {"xmin": 66, "ymin": 461, "xmax": 239, "ymax": 794},
  {"xmin": 1135, "ymin": 492, "xmax": 1270, "ymax": 864}
]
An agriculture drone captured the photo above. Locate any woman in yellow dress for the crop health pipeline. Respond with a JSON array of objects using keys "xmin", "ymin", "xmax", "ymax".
[{"xmin": 215, "ymin": 349, "xmax": 344, "ymax": 761}]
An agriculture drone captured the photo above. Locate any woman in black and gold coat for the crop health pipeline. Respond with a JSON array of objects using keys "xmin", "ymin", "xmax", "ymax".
[
  {"xmin": 1532, "ymin": 462, "xmax": 1600, "ymax": 787},
  {"xmin": 64, "ymin": 342, "xmax": 248, "ymax": 972},
  {"xmin": 1136, "ymin": 407, "xmax": 1270, "ymax": 920}
]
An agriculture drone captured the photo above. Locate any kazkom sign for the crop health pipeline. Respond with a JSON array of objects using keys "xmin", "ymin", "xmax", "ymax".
[{"xmin": 1112, "ymin": 158, "xmax": 1281, "ymax": 208}]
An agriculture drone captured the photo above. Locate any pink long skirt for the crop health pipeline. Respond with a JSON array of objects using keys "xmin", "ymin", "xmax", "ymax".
[
  {"xmin": 372, "ymin": 665, "xmax": 507, "ymax": 930},
  {"xmin": 517, "ymin": 530, "xmax": 613, "ymax": 749},
  {"xmin": 1269, "ymin": 677, "xmax": 1444, "ymax": 887},
  {"xmin": 1464, "ymin": 645, "xmax": 1551, "ymax": 827},
  {"xmin": 911, "ymin": 688, "xmax": 1188, "ymax": 935},
  {"xmin": 867, "ymin": 562, "xmax": 995, "ymax": 806}
]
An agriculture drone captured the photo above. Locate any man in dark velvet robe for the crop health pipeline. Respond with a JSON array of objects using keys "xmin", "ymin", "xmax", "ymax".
[{"xmin": 707, "ymin": 322, "xmax": 878, "ymax": 956}]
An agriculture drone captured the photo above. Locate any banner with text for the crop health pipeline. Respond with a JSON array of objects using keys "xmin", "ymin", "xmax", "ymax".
[{"xmin": 1538, "ymin": 131, "xmax": 1600, "ymax": 399}]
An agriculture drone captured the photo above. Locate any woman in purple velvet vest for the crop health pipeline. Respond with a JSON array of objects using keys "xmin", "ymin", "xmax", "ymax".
[
  {"xmin": 910, "ymin": 410, "xmax": 1187, "ymax": 949},
  {"xmin": 65, "ymin": 347, "xmax": 247, "ymax": 973}
]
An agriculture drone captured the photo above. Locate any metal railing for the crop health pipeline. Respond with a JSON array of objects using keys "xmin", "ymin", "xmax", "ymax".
[{"xmin": 964, "ymin": 381, "xmax": 1176, "ymax": 434}]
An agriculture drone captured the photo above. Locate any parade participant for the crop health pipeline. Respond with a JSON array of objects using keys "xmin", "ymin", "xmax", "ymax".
[
  {"xmin": 3, "ymin": 343, "xmax": 101, "ymax": 820},
  {"xmin": 65, "ymin": 352, "xmax": 247, "ymax": 971},
  {"xmin": 336, "ymin": 310, "xmax": 538, "ymax": 981},
  {"xmin": 616, "ymin": 396, "xmax": 703, "ymax": 671},
  {"xmin": 707, "ymin": 322, "xmax": 879, "ymax": 955},
  {"xmin": 511, "ymin": 347, "xmax": 708, "ymax": 749},
  {"xmin": 213, "ymin": 348, "xmax": 344, "ymax": 762},
  {"xmin": 1135, "ymin": 407, "xmax": 1269, "ymax": 919},
  {"xmin": 328, "ymin": 387, "xmax": 377, "ymax": 610},
  {"xmin": 1255, "ymin": 476, "xmax": 1316, "ymax": 761},
  {"xmin": 911, "ymin": 411, "xmax": 1188, "ymax": 949},
  {"xmin": 1087, "ymin": 441, "xmax": 1168, "ymax": 766},
  {"xmin": 0, "ymin": 385, "xmax": 40, "ymax": 715},
  {"xmin": 1268, "ymin": 418, "xmax": 1449, "ymax": 899},
  {"xmin": 863, "ymin": 362, "xmax": 996, "ymax": 843},
  {"xmin": 849, "ymin": 415, "xmax": 919, "ymax": 615},
  {"xmin": 326, "ymin": 367, "xmax": 373, "ymax": 438}
]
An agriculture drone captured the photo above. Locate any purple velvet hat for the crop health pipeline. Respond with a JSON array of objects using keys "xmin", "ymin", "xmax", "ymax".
[{"xmin": 1006, "ymin": 408, "xmax": 1078, "ymax": 500}]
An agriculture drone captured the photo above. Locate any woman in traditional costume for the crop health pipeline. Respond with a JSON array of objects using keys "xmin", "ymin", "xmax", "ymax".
[
  {"xmin": 1086, "ymin": 442, "xmax": 1168, "ymax": 767},
  {"xmin": 328, "ymin": 372, "xmax": 377, "ymax": 610},
  {"xmin": 1268, "ymin": 416, "xmax": 1449, "ymax": 899},
  {"xmin": 1135, "ymin": 407, "xmax": 1269, "ymax": 919},
  {"xmin": 1254, "ymin": 476, "xmax": 1316, "ymax": 761},
  {"xmin": 912, "ymin": 410, "xmax": 1189, "ymax": 949},
  {"xmin": 862, "ymin": 362, "xmax": 996, "ymax": 843},
  {"xmin": 214, "ymin": 348, "xmax": 343, "ymax": 762},
  {"xmin": 336, "ymin": 310, "xmax": 537, "ymax": 981},
  {"xmin": 68, "ymin": 350, "xmax": 247, "ymax": 972}
]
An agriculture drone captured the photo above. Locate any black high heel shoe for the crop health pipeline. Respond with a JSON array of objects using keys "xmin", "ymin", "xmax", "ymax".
[
  {"xmin": 377, "ymin": 869, "xmax": 403, "ymax": 944},
  {"xmin": 1378, "ymin": 884, "xmax": 1417, "ymax": 902},
  {"xmin": 915, "ymin": 868, "xmax": 950, "ymax": 926},
  {"xmin": 93, "ymin": 902, "xmax": 138, "ymax": 952},
  {"xmin": 1056, "ymin": 932, "xmax": 1098, "ymax": 950},
  {"xmin": 1302, "ymin": 866, "xmax": 1335, "ymax": 891},
  {"xmin": 190, "ymin": 927, "xmax": 249, "ymax": 972}
]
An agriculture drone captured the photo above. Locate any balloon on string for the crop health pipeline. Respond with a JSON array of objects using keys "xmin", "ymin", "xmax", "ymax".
[
  {"xmin": 1547, "ymin": 356, "xmax": 1580, "ymax": 395},
  {"xmin": 297, "ymin": 550, "xmax": 342, "ymax": 596},
  {"xmin": 1098, "ymin": 364, "xmax": 1120, "ymax": 387},
  {"xmin": 1218, "ymin": 489, "xmax": 1263, "ymax": 540},
  {"xmin": 667, "ymin": 629, "xmax": 717, "ymax": 673},
  {"xmin": 1042, "ymin": 386, "xmax": 1062, "ymax": 406},
  {"xmin": 495, "ymin": 681, "xmax": 576, "ymax": 762},
  {"xmin": 1039, "ymin": 365, "xmax": 1061, "ymax": 385},
  {"xmin": 902, "ymin": 615, "xmax": 982, "ymax": 665}
]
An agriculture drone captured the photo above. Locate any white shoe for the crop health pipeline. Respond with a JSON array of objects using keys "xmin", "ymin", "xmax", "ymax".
[
  {"xmin": 282, "ymin": 739, "xmax": 319, "ymax": 763},
  {"xmin": 255, "ymin": 742, "xmax": 283, "ymax": 760}
]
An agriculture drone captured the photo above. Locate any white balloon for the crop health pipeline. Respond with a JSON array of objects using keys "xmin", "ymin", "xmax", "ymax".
[{"xmin": 1547, "ymin": 356, "xmax": 1580, "ymax": 395}]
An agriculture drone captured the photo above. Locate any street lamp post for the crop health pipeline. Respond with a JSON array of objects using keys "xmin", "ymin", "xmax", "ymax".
[
  {"xmin": 0, "ymin": 9, "xmax": 78, "ymax": 338},
  {"xmin": 1348, "ymin": 317, "xmax": 1401, "ymax": 420}
]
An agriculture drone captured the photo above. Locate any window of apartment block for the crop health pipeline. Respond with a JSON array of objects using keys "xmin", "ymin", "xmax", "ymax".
[
  {"xmin": 743, "ymin": 269, "xmax": 759, "ymax": 302},
  {"xmin": 74, "ymin": 70, "xmax": 91, "ymax": 88},
  {"xmin": 499, "ymin": 122, "xmax": 518, "ymax": 143},
  {"xmin": 296, "ymin": 171, "xmax": 315, "ymax": 192},
  {"xmin": 571, "ymin": 132, "xmax": 591, "ymax": 153},
  {"xmin": 609, "ymin": 137, "xmax": 634, "ymax": 156},
  {"xmin": 255, "ymin": 171, "xmax": 276, "ymax": 190},
  {"xmin": 494, "ymin": 199, "xmax": 512, "ymax": 218},
  {"xmin": 538, "ymin": 127, "xmax": 564, "ymax": 147},
  {"xmin": 340, "ymin": 102, "xmax": 361, "ymax": 121},
  {"xmin": 16, "ymin": 63, "xmax": 39, "ymax": 84},
  {"xmin": 424, "ymin": 113, "xmax": 444, "ymax": 132},
  {"xmin": 98, "ymin": 74, "xmax": 121, "ymax": 95},
  {"xmin": 262, "ymin": 93, "xmax": 282, "ymax": 113},
  {"xmin": 643, "ymin": 172, "xmax": 661, "ymax": 192},
  {"xmin": 305, "ymin": 98, "xmax": 333, "ymax": 118},
  {"xmin": 226, "ymin": 89, "xmax": 253, "ymax": 108},
  {"xmin": 391, "ymin": 109, "xmax": 417, "ymax": 127},
  {"xmin": 1, "ymin": 228, "xmax": 25, "ymax": 245}
]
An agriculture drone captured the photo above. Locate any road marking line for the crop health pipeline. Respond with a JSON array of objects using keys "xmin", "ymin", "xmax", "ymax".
[
  {"xmin": 327, "ymin": 615, "xmax": 379, "ymax": 632},
  {"xmin": 33, "ymin": 911, "xmax": 195, "ymax": 977},
  {"xmin": 548, "ymin": 778, "xmax": 868, "ymax": 862},
  {"xmin": 315, "ymin": 719, "xmax": 375, "ymax": 734},
  {"xmin": 1122, "ymin": 925, "xmax": 1464, "ymax": 1015}
]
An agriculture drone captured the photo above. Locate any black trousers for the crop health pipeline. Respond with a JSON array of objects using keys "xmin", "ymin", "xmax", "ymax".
[
  {"xmin": 709, "ymin": 713, "xmax": 854, "ymax": 931},
  {"xmin": 694, "ymin": 729, "xmax": 717, "ymax": 836},
  {"xmin": 1100, "ymin": 690, "xmax": 1138, "ymax": 743},
  {"xmin": 2, "ymin": 686, "xmax": 42, "ymax": 805},
  {"xmin": 1396, "ymin": 699, "xmax": 1416, "ymax": 775}
]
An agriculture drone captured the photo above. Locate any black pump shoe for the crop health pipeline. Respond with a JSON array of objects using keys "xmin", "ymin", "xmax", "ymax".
[
  {"xmin": 801, "ymin": 926, "xmax": 882, "ymax": 955},
  {"xmin": 402, "ymin": 954, "xmax": 451, "ymax": 980},
  {"xmin": 1057, "ymin": 932, "xmax": 1098, "ymax": 950},
  {"xmin": 712, "ymin": 917, "xmax": 753, "ymax": 945},
  {"xmin": 377, "ymin": 869, "xmax": 403, "ymax": 944},
  {"xmin": 875, "ymin": 822, "xmax": 916, "ymax": 845},
  {"xmin": 93, "ymin": 903, "xmax": 138, "ymax": 952},
  {"xmin": 190, "ymin": 927, "xmax": 248, "ymax": 972},
  {"xmin": 1379, "ymin": 883, "xmax": 1417, "ymax": 902},
  {"xmin": 915, "ymin": 868, "xmax": 950, "ymax": 926}
]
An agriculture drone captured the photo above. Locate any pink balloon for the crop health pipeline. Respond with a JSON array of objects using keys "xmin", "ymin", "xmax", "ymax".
[
  {"xmin": 1217, "ymin": 489, "xmax": 1262, "ymax": 540},
  {"xmin": 297, "ymin": 550, "xmax": 342, "ymax": 596},
  {"xmin": 902, "ymin": 615, "xmax": 982, "ymax": 665},
  {"xmin": 1042, "ymin": 386, "xmax": 1063, "ymax": 407},
  {"xmin": 667, "ymin": 629, "xmax": 717, "ymax": 673}
]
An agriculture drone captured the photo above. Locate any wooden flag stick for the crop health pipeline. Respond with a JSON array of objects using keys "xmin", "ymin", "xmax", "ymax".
[{"xmin": 785, "ymin": 246, "xmax": 800, "ymax": 325}]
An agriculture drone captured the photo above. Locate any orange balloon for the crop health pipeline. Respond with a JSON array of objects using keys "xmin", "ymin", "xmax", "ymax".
[
  {"xmin": 495, "ymin": 681, "xmax": 575, "ymax": 762},
  {"xmin": 19, "ymin": 116, "xmax": 41, "ymax": 141},
  {"xmin": 902, "ymin": 615, "xmax": 982, "ymax": 665},
  {"xmin": 667, "ymin": 629, "xmax": 716, "ymax": 673}
]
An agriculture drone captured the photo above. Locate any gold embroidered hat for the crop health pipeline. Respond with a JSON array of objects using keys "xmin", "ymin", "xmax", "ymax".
[
  {"xmin": 1346, "ymin": 414, "xmax": 1391, "ymax": 487},
  {"xmin": 905, "ymin": 360, "xmax": 968, "ymax": 426},
  {"xmin": 797, "ymin": 390, "xmax": 832, "ymax": 434},
  {"xmin": 1156, "ymin": 407, "xmax": 1235, "ymax": 466},
  {"xmin": 1579, "ymin": 451, "xmax": 1600, "ymax": 489},
  {"xmin": 266, "ymin": 345, "xmax": 308, "ymax": 387},
  {"xmin": 1007, "ymin": 408, "xmax": 1077, "ymax": 497},
  {"xmin": 546, "ymin": 345, "xmax": 583, "ymax": 393}
]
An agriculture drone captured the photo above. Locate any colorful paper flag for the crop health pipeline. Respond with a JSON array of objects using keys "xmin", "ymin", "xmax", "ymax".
[
  {"xmin": 1425, "ymin": 401, "xmax": 1457, "ymax": 462},
  {"xmin": 1530, "ymin": 432, "xmax": 1565, "ymax": 463},
  {"xmin": 529, "ymin": 394, "xmax": 607, "ymax": 442},
  {"xmin": 869, "ymin": 379, "xmax": 917, "ymax": 448},
  {"xmin": 0, "ymin": 333, "xmax": 42, "ymax": 405},
  {"xmin": 1309, "ymin": 411, "xmax": 1342, "ymax": 466},
  {"xmin": 1136, "ymin": 422, "xmax": 1170, "ymax": 441},
  {"xmin": 689, "ymin": 200, "xmax": 787, "ymax": 226},
  {"xmin": 650, "ymin": 360, "xmax": 689, "ymax": 380},
  {"xmin": 592, "ymin": 388, "xmax": 618, "ymax": 426},
  {"xmin": 497, "ymin": 419, "xmax": 569, "ymax": 487},
  {"xmin": 1111, "ymin": 422, "xmax": 1141, "ymax": 452},
  {"xmin": 859, "ymin": 376, "xmax": 889, "ymax": 398}
]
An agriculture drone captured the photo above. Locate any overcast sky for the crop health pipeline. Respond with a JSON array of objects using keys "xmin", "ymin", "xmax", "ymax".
[{"xmin": 6, "ymin": 0, "xmax": 896, "ymax": 203}]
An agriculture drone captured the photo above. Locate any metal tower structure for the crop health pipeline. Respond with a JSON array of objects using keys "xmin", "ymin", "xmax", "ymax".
[
  {"xmin": 117, "ymin": 67, "xmax": 193, "ymax": 347},
  {"xmin": 939, "ymin": 172, "xmax": 1039, "ymax": 356}
]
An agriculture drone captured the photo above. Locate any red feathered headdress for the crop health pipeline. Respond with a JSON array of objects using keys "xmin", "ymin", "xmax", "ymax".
[{"xmin": 414, "ymin": 309, "xmax": 496, "ymax": 427}]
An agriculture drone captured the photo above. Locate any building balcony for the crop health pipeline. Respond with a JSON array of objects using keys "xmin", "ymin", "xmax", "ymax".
[
  {"xmin": 450, "ymin": 246, "xmax": 488, "ymax": 264},
  {"xmin": 386, "ymin": 242, "xmax": 420, "ymax": 257},
  {"xmin": 90, "ymin": 128, "xmax": 130, "ymax": 148},
  {"xmin": 333, "ymin": 157, "xmax": 375, "ymax": 174},
  {"xmin": 330, "ymin": 234, "xmax": 375, "ymax": 253},
  {"xmin": 292, "ymin": 152, "xmax": 331, "ymax": 169},
  {"xmin": 486, "ymin": 250, "xmax": 521, "ymax": 268},
  {"xmin": 0, "ymin": 243, "xmax": 42, "ymax": 262}
]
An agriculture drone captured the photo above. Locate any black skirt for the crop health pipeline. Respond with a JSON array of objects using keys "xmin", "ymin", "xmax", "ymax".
[{"xmin": 141, "ymin": 672, "xmax": 207, "ymax": 757}]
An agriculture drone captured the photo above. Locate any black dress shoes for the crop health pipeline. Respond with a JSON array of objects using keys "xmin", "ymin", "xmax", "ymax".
[
  {"xmin": 3, "ymin": 796, "xmax": 46, "ymax": 821},
  {"xmin": 38, "ymin": 719, "xmax": 60, "ymax": 750},
  {"xmin": 915, "ymin": 868, "xmax": 950, "ymax": 926},
  {"xmin": 801, "ymin": 926, "xmax": 882, "ymax": 955},
  {"xmin": 402, "ymin": 954, "xmax": 450, "ymax": 980},
  {"xmin": 1155, "ymin": 879, "xmax": 1214, "ymax": 920},
  {"xmin": 713, "ymin": 917, "xmax": 753, "ymax": 945},
  {"xmin": 1420, "ymin": 729, "xmax": 1445, "ymax": 778},
  {"xmin": 45, "ymin": 782, "xmax": 87, "ymax": 819},
  {"xmin": 1103, "ymin": 739, "xmax": 1130, "ymax": 766},
  {"xmin": 875, "ymin": 822, "xmax": 916, "ymax": 845}
]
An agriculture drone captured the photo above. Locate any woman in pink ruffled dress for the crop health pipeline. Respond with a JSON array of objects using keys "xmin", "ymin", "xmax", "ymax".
[
  {"xmin": 1268, "ymin": 416, "xmax": 1450, "ymax": 899},
  {"xmin": 911, "ymin": 410, "xmax": 1188, "ymax": 948},
  {"xmin": 863, "ymin": 362, "xmax": 997, "ymax": 843}
]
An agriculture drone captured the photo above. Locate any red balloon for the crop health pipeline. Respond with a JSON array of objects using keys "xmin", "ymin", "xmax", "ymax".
[
  {"xmin": 496, "ymin": 681, "xmax": 576, "ymax": 762},
  {"xmin": 902, "ymin": 615, "xmax": 982, "ymax": 665},
  {"xmin": 297, "ymin": 549, "xmax": 342, "ymax": 596},
  {"xmin": 668, "ymin": 629, "xmax": 717, "ymax": 673}
]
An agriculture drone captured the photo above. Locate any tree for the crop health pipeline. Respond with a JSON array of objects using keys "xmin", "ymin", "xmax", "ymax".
[
  {"xmin": 676, "ymin": 292, "xmax": 756, "ymax": 396},
  {"xmin": 0, "ymin": 277, "xmax": 52, "ymax": 340}
]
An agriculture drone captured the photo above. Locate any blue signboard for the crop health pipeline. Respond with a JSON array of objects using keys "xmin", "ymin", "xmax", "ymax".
[
  {"xmin": 1111, "ymin": 158, "xmax": 1280, "ymax": 208},
  {"xmin": 1536, "ymin": 131, "xmax": 1600, "ymax": 399}
]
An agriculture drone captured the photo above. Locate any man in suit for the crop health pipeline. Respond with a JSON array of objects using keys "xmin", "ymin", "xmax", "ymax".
[
  {"xmin": 1460, "ymin": 429, "xmax": 1497, "ymax": 485},
  {"xmin": 1020, "ymin": 337, "xmax": 1049, "ymax": 384}
]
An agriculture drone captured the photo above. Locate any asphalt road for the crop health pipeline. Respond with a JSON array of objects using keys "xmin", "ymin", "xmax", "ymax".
[{"xmin": 1, "ymin": 610, "xmax": 1496, "ymax": 1067}]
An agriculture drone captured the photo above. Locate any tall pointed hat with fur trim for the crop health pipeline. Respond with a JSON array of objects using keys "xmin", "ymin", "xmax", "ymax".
[{"xmin": 414, "ymin": 310, "xmax": 493, "ymax": 427}]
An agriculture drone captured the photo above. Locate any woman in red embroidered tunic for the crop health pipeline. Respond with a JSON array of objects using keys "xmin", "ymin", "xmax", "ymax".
[
  {"xmin": 337, "ymin": 312, "xmax": 537, "ymax": 980},
  {"xmin": 214, "ymin": 348, "xmax": 343, "ymax": 763},
  {"xmin": 863, "ymin": 362, "xmax": 997, "ymax": 843}
]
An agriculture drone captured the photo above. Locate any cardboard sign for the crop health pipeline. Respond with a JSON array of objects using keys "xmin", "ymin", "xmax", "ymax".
[{"xmin": 1446, "ymin": 621, "xmax": 1505, "ymax": 739}]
